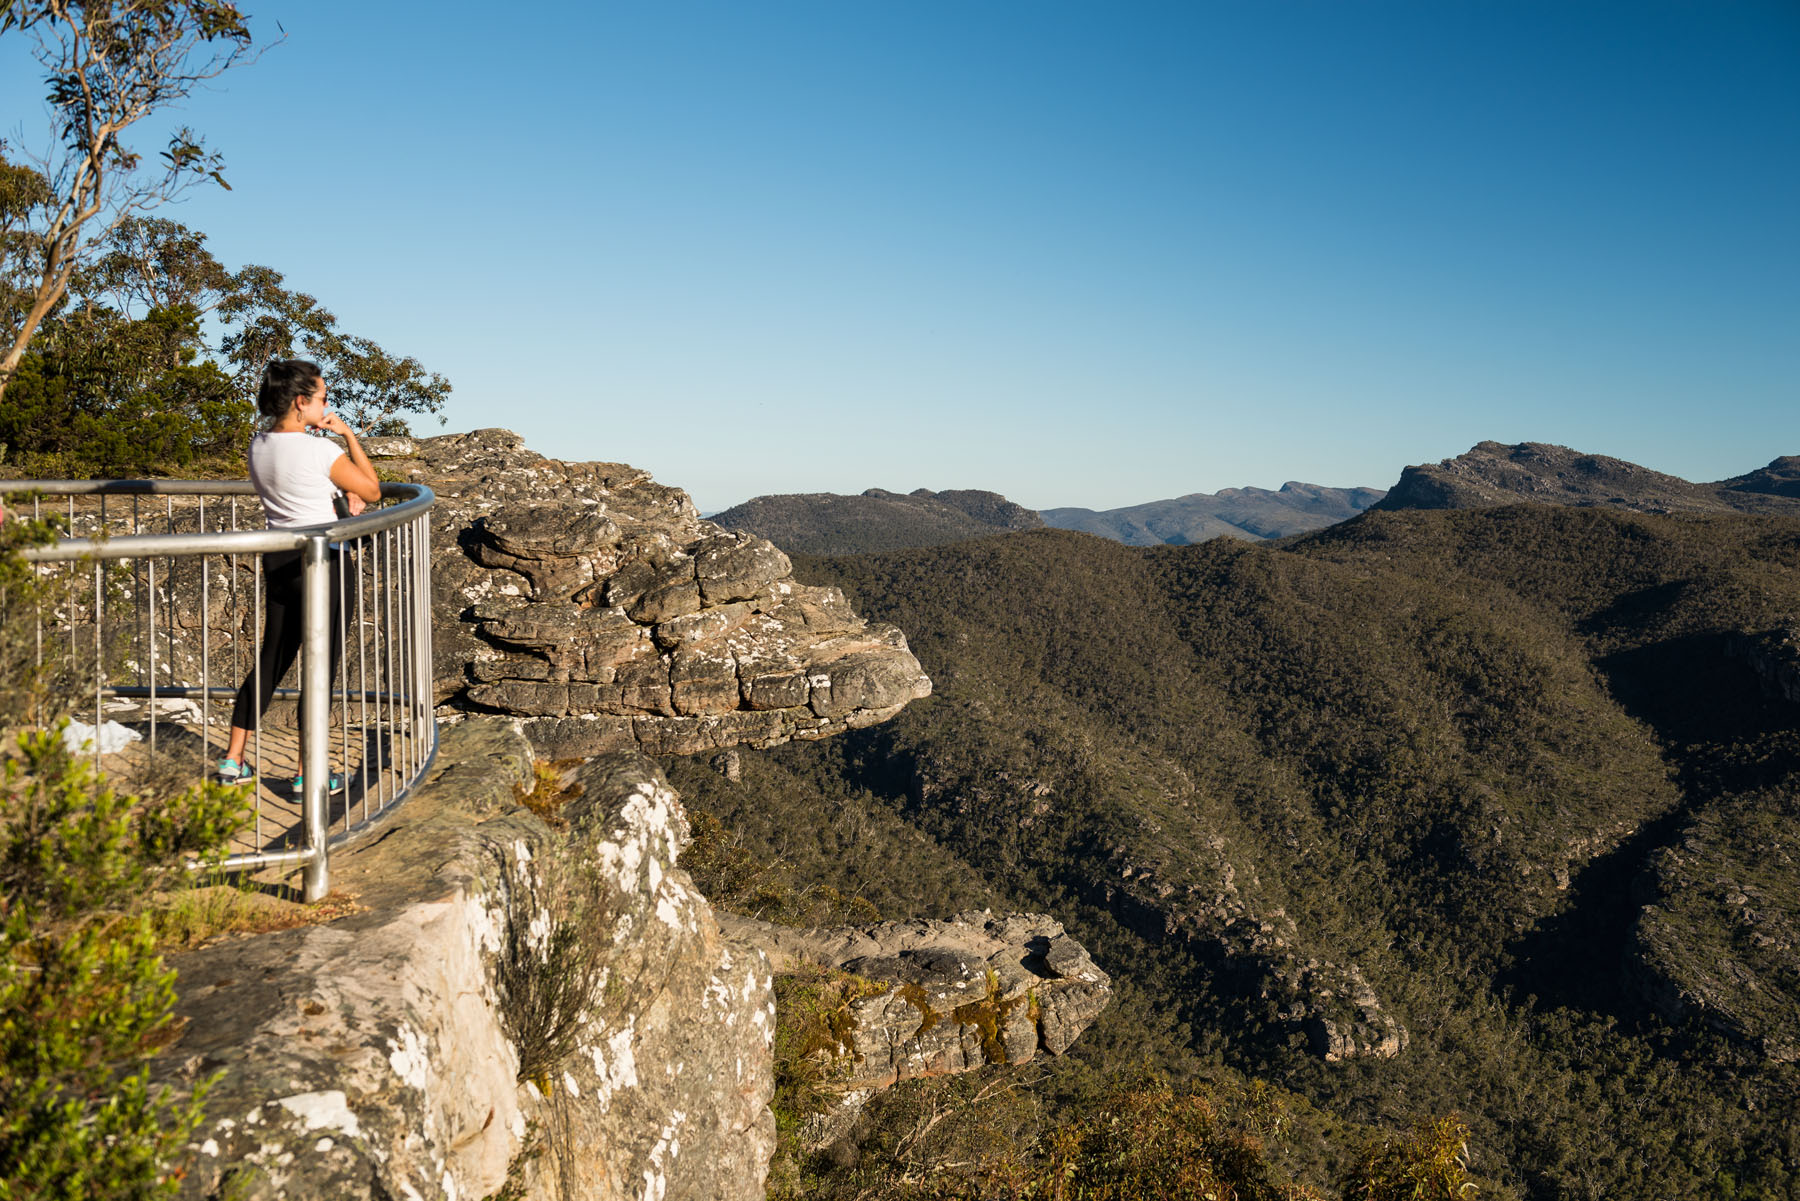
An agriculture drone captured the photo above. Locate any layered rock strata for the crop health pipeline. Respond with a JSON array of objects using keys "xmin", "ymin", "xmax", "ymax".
[
  {"xmin": 154, "ymin": 721, "xmax": 775, "ymax": 1201},
  {"xmin": 721, "ymin": 911, "xmax": 1111, "ymax": 1145},
  {"xmin": 364, "ymin": 430, "xmax": 932, "ymax": 759}
]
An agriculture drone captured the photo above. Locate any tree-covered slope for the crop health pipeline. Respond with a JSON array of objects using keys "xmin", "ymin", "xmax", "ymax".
[{"xmin": 670, "ymin": 505, "xmax": 1800, "ymax": 1200}]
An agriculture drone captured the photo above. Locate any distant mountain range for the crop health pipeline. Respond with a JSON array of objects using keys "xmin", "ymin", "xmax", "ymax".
[
  {"xmin": 713, "ymin": 442, "xmax": 1800, "ymax": 556},
  {"xmin": 1041, "ymin": 481, "xmax": 1386, "ymax": 545},
  {"xmin": 709, "ymin": 488, "xmax": 1041, "ymax": 555}
]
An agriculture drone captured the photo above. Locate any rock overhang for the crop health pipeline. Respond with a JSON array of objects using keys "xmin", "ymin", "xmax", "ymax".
[{"xmin": 375, "ymin": 428, "xmax": 932, "ymax": 759}]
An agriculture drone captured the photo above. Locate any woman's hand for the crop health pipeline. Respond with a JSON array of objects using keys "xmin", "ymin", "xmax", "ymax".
[{"xmin": 314, "ymin": 410, "xmax": 353, "ymax": 438}]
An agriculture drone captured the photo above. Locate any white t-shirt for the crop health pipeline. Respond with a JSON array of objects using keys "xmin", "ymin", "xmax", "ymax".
[{"xmin": 249, "ymin": 432, "xmax": 345, "ymax": 528}]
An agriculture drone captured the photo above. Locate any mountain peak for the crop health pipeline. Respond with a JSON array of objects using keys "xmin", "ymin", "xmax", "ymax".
[{"xmin": 1375, "ymin": 441, "xmax": 1800, "ymax": 516}]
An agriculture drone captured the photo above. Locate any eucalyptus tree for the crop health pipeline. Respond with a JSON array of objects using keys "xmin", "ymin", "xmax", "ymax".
[{"xmin": 0, "ymin": 0, "xmax": 259, "ymax": 404}]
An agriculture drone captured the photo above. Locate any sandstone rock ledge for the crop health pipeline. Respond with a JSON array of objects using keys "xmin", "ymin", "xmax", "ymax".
[
  {"xmin": 153, "ymin": 719, "xmax": 775, "ymax": 1201},
  {"xmin": 721, "ymin": 911, "xmax": 1111, "ymax": 1147},
  {"xmin": 368, "ymin": 429, "xmax": 932, "ymax": 760}
]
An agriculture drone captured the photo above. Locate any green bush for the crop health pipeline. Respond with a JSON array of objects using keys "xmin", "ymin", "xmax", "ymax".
[
  {"xmin": 0, "ymin": 728, "xmax": 251, "ymax": 1198},
  {"xmin": 1340, "ymin": 1116, "xmax": 1477, "ymax": 1201}
]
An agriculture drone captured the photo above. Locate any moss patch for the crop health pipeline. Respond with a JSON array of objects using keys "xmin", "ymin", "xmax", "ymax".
[{"xmin": 950, "ymin": 971, "xmax": 1026, "ymax": 1065}]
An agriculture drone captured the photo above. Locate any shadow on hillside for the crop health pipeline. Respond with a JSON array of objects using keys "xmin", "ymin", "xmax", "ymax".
[
  {"xmin": 1595, "ymin": 632, "xmax": 1797, "ymax": 798},
  {"xmin": 1501, "ymin": 630, "xmax": 1798, "ymax": 1020}
]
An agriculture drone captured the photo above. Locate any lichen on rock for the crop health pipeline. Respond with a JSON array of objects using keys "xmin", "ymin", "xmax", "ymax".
[{"xmin": 725, "ymin": 910, "xmax": 1113, "ymax": 1147}]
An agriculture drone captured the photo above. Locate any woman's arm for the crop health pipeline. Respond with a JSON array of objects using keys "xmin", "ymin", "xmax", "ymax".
[{"xmin": 317, "ymin": 412, "xmax": 383, "ymax": 503}]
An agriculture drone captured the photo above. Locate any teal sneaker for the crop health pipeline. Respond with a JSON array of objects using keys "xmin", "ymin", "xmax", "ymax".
[
  {"xmin": 292, "ymin": 773, "xmax": 345, "ymax": 795},
  {"xmin": 216, "ymin": 758, "xmax": 255, "ymax": 786}
]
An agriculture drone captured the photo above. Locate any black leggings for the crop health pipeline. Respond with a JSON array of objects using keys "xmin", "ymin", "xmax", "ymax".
[{"xmin": 229, "ymin": 548, "xmax": 344, "ymax": 740}]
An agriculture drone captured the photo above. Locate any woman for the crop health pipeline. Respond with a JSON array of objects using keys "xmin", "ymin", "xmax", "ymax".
[{"xmin": 216, "ymin": 360, "xmax": 382, "ymax": 789}]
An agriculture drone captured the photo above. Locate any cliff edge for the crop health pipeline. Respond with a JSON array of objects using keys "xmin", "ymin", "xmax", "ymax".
[
  {"xmin": 156, "ymin": 719, "xmax": 777, "ymax": 1201},
  {"xmin": 364, "ymin": 429, "xmax": 933, "ymax": 760}
]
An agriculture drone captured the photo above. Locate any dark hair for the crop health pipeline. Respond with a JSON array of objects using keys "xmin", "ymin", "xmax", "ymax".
[{"xmin": 257, "ymin": 359, "xmax": 323, "ymax": 421}]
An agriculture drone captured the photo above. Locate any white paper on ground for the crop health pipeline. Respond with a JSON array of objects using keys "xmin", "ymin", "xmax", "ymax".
[{"xmin": 61, "ymin": 719, "xmax": 143, "ymax": 755}]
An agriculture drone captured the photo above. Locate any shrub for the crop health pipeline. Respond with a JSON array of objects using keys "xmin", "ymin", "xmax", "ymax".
[
  {"xmin": 0, "ymin": 729, "xmax": 251, "ymax": 1198},
  {"xmin": 1340, "ymin": 1116, "xmax": 1477, "ymax": 1201},
  {"xmin": 492, "ymin": 823, "xmax": 611, "ymax": 1094}
]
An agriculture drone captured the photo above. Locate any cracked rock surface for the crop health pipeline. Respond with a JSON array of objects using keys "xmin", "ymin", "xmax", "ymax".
[
  {"xmin": 154, "ymin": 719, "xmax": 775, "ymax": 1201},
  {"xmin": 722, "ymin": 910, "xmax": 1111, "ymax": 1146},
  {"xmin": 371, "ymin": 429, "xmax": 931, "ymax": 759}
]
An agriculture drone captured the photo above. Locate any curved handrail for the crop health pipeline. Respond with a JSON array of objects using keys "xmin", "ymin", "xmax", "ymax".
[
  {"xmin": 10, "ymin": 477, "xmax": 438, "ymax": 899},
  {"xmin": 13, "ymin": 481, "xmax": 436, "ymax": 562}
]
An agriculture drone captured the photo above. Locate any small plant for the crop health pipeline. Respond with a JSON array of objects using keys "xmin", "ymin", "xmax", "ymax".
[
  {"xmin": 770, "ymin": 963, "xmax": 889, "ymax": 1142},
  {"xmin": 144, "ymin": 884, "xmax": 362, "ymax": 951},
  {"xmin": 481, "ymin": 1118, "xmax": 545, "ymax": 1201},
  {"xmin": 513, "ymin": 757, "xmax": 582, "ymax": 824},
  {"xmin": 0, "ymin": 726, "xmax": 253, "ymax": 1197},
  {"xmin": 492, "ymin": 828, "xmax": 610, "ymax": 1093}
]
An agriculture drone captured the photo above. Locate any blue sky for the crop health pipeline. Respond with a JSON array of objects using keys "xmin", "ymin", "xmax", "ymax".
[{"xmin": 4, "ymin": 1, "xmax": 1796, "ymax": 512}]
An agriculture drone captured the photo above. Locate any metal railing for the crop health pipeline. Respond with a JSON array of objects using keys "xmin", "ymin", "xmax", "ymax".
[{"xmin": 12, "ymin": 479, "xmax": 437, "ymax": 901}]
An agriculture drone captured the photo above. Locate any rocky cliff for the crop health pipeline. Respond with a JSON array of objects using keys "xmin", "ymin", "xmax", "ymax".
[
  {"xmin": 363, "ymin": 429, "xmax": 932, "ymax": 760},
  {"xmin": 1729, "ymin": 626, "xmax": 1800, "ymax": 704},
  {"xmin": 724, "ymin": 911, "xmax": 1112, "ymax": 1146},
  {"xmin": 150, "ymin": 435, "xmax": 1114, "ymax": 1198},
  {"xmin": 157, "ymin": 720, "xmax": 777, "ymax": 1201},
  {"xmin": 1375, "ymin": 441, "xmax": 1800, "ymax": 516},
  {"xmin": 1625, "ymin": 788, "xmax": 1800, "ymax": 1064}
]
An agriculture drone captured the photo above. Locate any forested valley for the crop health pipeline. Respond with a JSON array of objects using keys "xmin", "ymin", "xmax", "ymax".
[{"xmin": 668, "ymin": 505, "xmax": 1800, "ymax": 1199}]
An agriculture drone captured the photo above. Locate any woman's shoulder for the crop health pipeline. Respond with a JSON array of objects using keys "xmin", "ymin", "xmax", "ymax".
[{"xmin": 252, "ymin": 431, "xmax": 341, "ymax": 459}]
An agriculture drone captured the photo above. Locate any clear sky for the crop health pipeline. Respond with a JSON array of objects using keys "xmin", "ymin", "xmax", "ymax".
[{"xmin": 4, "ymin": 1, "xmax": 1797, "ymax": 513}]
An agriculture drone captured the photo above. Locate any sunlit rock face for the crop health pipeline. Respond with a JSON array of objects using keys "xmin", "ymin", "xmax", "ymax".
[
  {"xmin": 155, "ymin": 721, "xmax": 777, "ymax": 1201},
  {"xmin": 723, "ymin": 910, "xmax": 1113, "ymax": 1148},
  {"xmin": 368, "ymin": 429, "xmax": 931, "ymax": 759}
]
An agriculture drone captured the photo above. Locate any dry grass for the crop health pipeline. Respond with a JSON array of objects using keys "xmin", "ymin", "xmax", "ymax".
[
  {"xmin": 513, "ymin": 757, "xmax": 584, "ymax": 824},
  {"xmin": 147, "ymin": 884, "xmax": 364, "ymax": 950}
]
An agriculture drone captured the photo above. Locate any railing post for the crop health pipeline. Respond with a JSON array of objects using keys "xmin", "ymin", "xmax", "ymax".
[
  {"xmin": 17, "ymin": 480, "xmax": 437, "ymax": 883},
  {"xmin": 301, "ymin": 533, "xmax": 332, "ymax": 902}
]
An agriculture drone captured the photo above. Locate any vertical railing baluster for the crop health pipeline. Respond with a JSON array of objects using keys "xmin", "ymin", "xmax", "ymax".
[
  {"xmin": 420, "ymin": 511, "xmax": 433, "ymax": 767},
  {"xmin": 30, "ymin": 496, "xmax": 42, "ymax": 684},
  {"xmin": 92, "ymin": 559, "xmax": 103, "ymax": 775},
  {"xmin": 300, "ymin": 534, "xmax": 331, "ymax": 902},
  {"xmin": 383, "ymin": 527, "xmax": 397, "ymax": 813},
  {"xmin": 147, "ymin": 558, "xmax": 158, "ymax": 760},
  {"xmin": 252, "ymin": 551, "xmax": 263, "ymax": 848},
  {"xmin": 131, "ymin": 497, "xmax": 141, "ymax": 703},
  {"xmin": 371, "ymin": 524, "xmax": 387, "ymax": 813},
  {"xmin": 65, "ymin": 498, "xmax": 75, "ymax": 689},
  {"xmin": 395, "ymin": 521, "xmax": 410, "ymax": 789},
  {"xmin": 336, "ymin": 539, "xmax": 349, "ymax": 837},
  {"xmin": 200, "ymin": 497, "xmax": 209, "ymax": 791}
]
